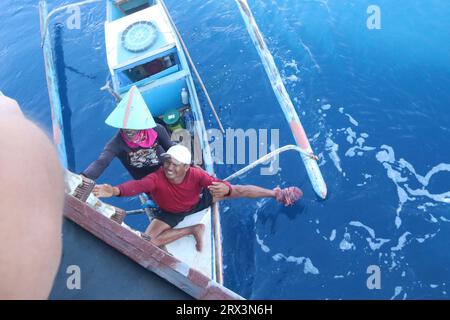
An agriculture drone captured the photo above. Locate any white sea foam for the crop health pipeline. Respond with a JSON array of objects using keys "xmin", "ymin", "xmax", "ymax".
[
  {"xmin": 391, "ymin": 232, "xmax": 411, "ymax": 251},
  {"xmin": 325, "ymin": 137, "xmax": 343, "ymax": 173},
  {"xmin": 404, "ymin": 184, "xmax": 450, "ymax": 204},
  {"xmin": 256, "ymin": 234, "xmax": 319, "ymax": 275},
  {"xmin": 416, "ymin": 232, "xmax": 438, "ymax": 244},
  {"xmin": 345, "ymin": 127, "xmax": 357, "ymax": 144},
  {"xmin": 345, "ymin": 146, "xmax": 376, "ymax": 157},
  {"xmin": 376, "ymin": 146, "xmax": 410, "ymax": 228},
  {"xmin": 356, "ymin": 137, "xmax": 365, "ymax": 146},
  {"xmin": 256, "ymin": 234, "xmax": 270, "ymax": 253},
  {"xmin": 376, "ymin": 145, "xmax": 395, "ymax": 163},
  {"xmin": 312, "ymin": 132, "xmax": 321, "ymax": 140},
  {"xmin": 376, "ymin": 145, "xmax": 450, "ymax": 228},
  {"xmin": 368, "ymin": 238, "xmax": 391, "ymax": 251},
  {"xmin": 329, "ymin": 229, "xmax": 336, "ymax": 241},
  {"xmin": 391, "ymin": 286, "xmax": 403, "ymax": 300},
  {"xmin": 284, "ymin": 59, "xmax": 299, "ymax": 72},
  {"xmin": 349, "ymin": 221, "xmax": 375, "ymax": 238},
  {"xmin": 298, "ymin": 37, "xmax": 321, "ymax": 71},
  {"xmin": 272, "ymin": 253, "xmax": 319, "ymax": 275},
  {"xmin": 339, "ymin": 232, "xmax": 355, "ymax": 251},
  {"xmin": 342, "ymin": 127, "xmax": 376, "ymax": 158},
  {"xmin": 345, "ymin": 113, "xmax": 359, "ymax": 126},
  {"xmin": 389, "ymin": 252, "xmax": 398, "ymax": 270},
  {"xmin": 285, "ymin": 74, "xmax": 299, "ymax": 82},
  {"xmin": 303, "ymin": 258, "xmax": 320, "ymax": 275},
  {"xmin": 349, "ymin": 221, "xmax": 390, "ymax": 250}
]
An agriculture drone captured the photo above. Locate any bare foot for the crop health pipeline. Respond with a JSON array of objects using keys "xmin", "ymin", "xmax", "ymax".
[{"xmin": 192, "ymin": 224, "xmax": 205, "ymax": 252}]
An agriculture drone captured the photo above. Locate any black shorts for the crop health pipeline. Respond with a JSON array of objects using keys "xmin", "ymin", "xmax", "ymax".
[{"xmin": 153, "ymin": 189, "xmax": 213, "ymax": 228}]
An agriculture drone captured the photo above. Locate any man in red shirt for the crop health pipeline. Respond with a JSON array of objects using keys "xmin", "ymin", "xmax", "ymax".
[{"xmin": 93, "ymin": 145, "xmax": 302, "ymax": 251}]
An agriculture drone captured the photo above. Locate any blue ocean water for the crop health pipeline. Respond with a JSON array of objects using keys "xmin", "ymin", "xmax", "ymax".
[{"xmin": 1, "ymin": 0, "xmax": 449, "ymax": 299}]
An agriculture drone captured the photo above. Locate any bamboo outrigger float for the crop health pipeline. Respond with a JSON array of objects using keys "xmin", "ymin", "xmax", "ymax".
[
  {"xmin": 235, "ymin": 0, "xmax": 327, "ymax": 199},
  {"xmin": 39, "ymin": 0, "xmax": 242, "ymax": 300}
]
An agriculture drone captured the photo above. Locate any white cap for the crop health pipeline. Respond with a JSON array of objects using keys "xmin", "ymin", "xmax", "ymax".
[{"xmin": 161, "ymin": 145, "xmax": 192, "ymax": 164}]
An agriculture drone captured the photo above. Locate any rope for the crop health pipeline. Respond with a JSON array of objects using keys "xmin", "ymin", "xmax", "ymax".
[{"xmin": 160, "ymin": 0, "xmax": 225, "ymax": 133}]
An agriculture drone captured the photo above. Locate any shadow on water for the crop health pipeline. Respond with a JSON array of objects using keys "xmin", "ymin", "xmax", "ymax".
[
  {"xmin": 258, "ymin": 199, "xmax": 308, "ymax": 234},
  {"xmin": 54, "ymin": 23, "xmax": 75, "ymax": 170}
]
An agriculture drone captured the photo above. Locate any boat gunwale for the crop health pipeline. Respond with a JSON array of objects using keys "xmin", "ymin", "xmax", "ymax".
[{"xmin": 64, "ymin": 193, "xmax": 243, "ymax": 300}]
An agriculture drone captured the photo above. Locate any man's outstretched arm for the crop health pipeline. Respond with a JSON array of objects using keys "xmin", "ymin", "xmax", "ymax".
[
  {"xmin": 93, "ymin": 174, "xmax": 156, "ymax": 198},
  {"xmin": 209, "ymin": 182, "xmax": 303, "ymax": 207}
]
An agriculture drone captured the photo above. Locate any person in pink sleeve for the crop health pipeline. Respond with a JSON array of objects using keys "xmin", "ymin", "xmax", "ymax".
[{"xmin": 93, "ymin": 144, "xmax": 302, "ymax": 252}]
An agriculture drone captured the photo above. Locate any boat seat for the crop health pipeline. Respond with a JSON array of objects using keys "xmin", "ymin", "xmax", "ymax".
[{"xmin": 174, "ymin": 208, "xmax": 209, "ymax": 229}]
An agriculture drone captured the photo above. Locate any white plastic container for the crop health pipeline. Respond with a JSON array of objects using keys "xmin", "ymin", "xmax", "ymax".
[{"xmin": 181, "ymin": 87, "xmax": 189, "ymax": 105}]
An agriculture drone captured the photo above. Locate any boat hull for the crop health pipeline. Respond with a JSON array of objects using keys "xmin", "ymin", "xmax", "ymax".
[{"xmin": 64, "ymin": 194, "xmax": 241, "ymax": 300}]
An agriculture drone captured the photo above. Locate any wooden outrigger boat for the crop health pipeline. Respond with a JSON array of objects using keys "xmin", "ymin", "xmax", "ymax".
[{"xmin": 39, "ymin": 0, "xmax": 242, "ymax": 300}]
